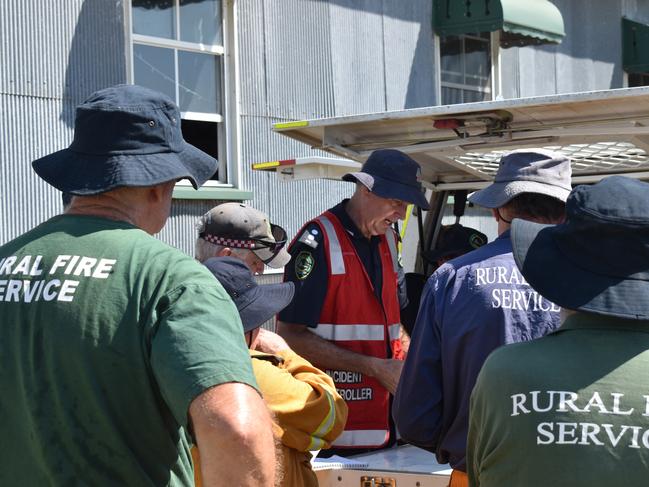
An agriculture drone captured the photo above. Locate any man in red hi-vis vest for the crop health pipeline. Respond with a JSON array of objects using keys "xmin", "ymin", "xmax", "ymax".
[{"xmin": 277, "ymin": 149, "xmax": 430, "ymax": 456}]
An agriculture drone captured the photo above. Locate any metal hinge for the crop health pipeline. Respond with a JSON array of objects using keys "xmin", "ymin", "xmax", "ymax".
[{"xmin": 360, "ymin": 476, "xmax": 396, "ymax": 487}]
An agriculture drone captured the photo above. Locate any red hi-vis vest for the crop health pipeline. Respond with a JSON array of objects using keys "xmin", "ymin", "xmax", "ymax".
[{"xmin": 309, "ymin": 211, "xmax": 403, "ymax": 449}]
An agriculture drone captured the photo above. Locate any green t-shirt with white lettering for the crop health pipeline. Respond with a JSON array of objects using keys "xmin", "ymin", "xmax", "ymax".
[
  {"xmin": 0, "ymin": 215, "xmax": 257, "ymax": 486},
  {"xmin": 467, "ymin": 313, "xmax": 649, "ymax": 487}
]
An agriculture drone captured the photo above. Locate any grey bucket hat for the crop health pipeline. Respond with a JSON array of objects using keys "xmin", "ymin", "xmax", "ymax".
[
  {"xmin": 511, "ymin": 176, "xmax": 649, "ymax": 320},
  {"xmin": 468, "ymin": 149, "xmax": 572, "ymax": 208},
  {"xmin": 32, "ymin": 84, "xmax": 217, "ymax": 195}
]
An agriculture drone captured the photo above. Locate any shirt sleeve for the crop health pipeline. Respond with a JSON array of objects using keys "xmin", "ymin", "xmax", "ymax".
[
  {"xmin": 467, "ymin": 348, "xmax": 509, "ymax": 487},
  {"xmin": 392, "ymin": 269, "xmax": 448, "ymax": 450},
  {"xmin": 278, "ymin": 223, "xmax": 328, "ymax": 328},
  {"xmin": 384, "ymin": 227, "xmax": 408, "ymax": 310},
  {"xmin": 150, "ymin": 280, "xmax": 258, "ymax": 432},
  {"xmin": 252, "ymin": 350, "xmax": 348, "ymax": 451},
  {"xmin": 467, "ymin": 365, "xmax": 487, "ymax": 487},
  {"xmin": 397, "ymin": 262, "xmax": 409, "ymax": 309}
]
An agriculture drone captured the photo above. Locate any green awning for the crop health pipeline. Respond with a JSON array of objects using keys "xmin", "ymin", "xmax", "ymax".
[
  {"xmin": 623, "ymin": 18, "xmax": 649, "ymax": 74},
  {"xmin": 433, "ymin": 0, "xmax": 565, "ymax": 47}
]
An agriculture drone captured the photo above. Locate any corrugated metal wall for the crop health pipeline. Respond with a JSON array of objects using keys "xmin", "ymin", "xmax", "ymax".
[
  {"xmin": 500, "ymin": 0, "xmax": 647, "ymax": 99},
  {"xmin": 233, "ymin": 0, "xmax": 439, "ymax": 249},
  {"xmin": 623, "ymin": 0, "xmax": 649, "ymax": 24},
  {"xmin": 3, "ymin": 0, "xmax": 642, "ymax": 263},
  {"xmin": 1, "ymin": 0, "xmax": 127, "ymax": 245}
]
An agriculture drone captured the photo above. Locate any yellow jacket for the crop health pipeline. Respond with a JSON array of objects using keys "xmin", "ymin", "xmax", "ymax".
[{"xmin": 193, "ymin": 349, "xmax": 347, "ymax": 487}]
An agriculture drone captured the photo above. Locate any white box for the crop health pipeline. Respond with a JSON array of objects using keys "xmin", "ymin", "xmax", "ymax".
[{"xmin": 315, "ymin": 445, "xmax": 452, "ymax": 487}]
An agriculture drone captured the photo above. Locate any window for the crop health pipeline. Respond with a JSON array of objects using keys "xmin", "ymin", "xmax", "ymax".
[
  {"xmin": 628, "ymin": 73, "xmax": 649, "ymax": 87},
  {"xmin": 128, "ymin": 0, "xmax": 238, "ymax": 190},
  {"xmin": 440, "ymin": 33, "xmax": 493, "ymax": 105},
  {"xmin": 622, "ymin": 18, "xmax": 649, "ymax": 89}
]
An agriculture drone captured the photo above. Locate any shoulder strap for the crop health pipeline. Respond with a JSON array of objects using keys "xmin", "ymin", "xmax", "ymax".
[{"xmin": 316, "ymin": 213, "xmax": 346, "ymax": 275}]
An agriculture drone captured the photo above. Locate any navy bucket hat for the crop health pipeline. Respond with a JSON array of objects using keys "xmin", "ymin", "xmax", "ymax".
[
  {"xmin": 511, "ymin": 176, "xmax": 649, "ymax": 320},
  {"xmin": 469, "ymin": 149, "xmax": 572, "ymax": 208},
  {"xmin": 343, "ymin": 149, "xmax": 430, "ymax": 209},
  {"xmin": 32, "ymin": 84, "xmax": 218, "ymax": 195},
  {"xmin": 204, "ymin": 257, "xmax": 295, "ymax": 333}
]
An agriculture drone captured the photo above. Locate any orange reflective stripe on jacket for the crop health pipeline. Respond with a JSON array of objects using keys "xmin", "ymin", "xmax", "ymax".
[{"xmin": 193, "ymin": 349, "xmax": 347, "ymax": 487}]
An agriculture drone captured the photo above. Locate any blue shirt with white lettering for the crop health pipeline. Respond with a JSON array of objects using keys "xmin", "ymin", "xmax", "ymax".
[{"xmin": 393, "ymin": 230, "xmax": 560, "ymax": 471}]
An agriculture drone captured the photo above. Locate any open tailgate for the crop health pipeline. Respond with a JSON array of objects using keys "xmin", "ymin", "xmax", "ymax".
[{"xmin": 255, "ymin": 87, "xmax": 649, "ymax": 190}]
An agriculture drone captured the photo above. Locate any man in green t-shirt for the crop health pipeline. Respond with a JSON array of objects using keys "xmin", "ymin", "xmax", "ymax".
[
  {"xmin": 467, "ymin": 176, "xmax": 649, "ymax": 487},
  {"xmin": 0, "ymin": 85, "xmax": 275, "ymax": 486}
]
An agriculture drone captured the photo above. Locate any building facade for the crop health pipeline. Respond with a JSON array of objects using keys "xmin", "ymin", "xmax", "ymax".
[{"xmin": 3, "ymin": 0, "xmax": 649, "ymax": 275}]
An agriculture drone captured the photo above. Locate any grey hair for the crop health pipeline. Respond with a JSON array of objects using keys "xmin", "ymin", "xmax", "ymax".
[
  {"xmin": 195, "ymin": 237, "xmax": 220, "ymax": 262},
  {"xmin": 194, "ymin": 213, "xmax": 214, "ymax": 262},
  {"xmin": 195, "ymin": 238, "xmax": 254, "ymax": 263}
]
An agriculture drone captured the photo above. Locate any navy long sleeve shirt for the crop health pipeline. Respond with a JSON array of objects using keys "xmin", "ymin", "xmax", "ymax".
[{"xmin": 392, "ymin": 231, "xmax": 561, "ymax": 471}]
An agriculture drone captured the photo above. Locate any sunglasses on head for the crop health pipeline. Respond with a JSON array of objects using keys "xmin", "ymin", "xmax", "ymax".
[
  {"xmin": 200, "ymin": 224, "xmax": 288, "ymax": 265},
  {"xmin": 250, "ymin": 224, "xmax": 287, "ymax": 253}
]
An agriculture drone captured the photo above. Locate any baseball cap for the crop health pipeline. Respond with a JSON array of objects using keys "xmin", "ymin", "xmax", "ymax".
[
  {"xmin": 204, "ymin": 257, "xmax": 295, "ymax": 332},
  {"xmin": 425, "ymin": 224, "xmax": 488, "ymax": 262},
  {"xmin": 198, "ymin": 203, "xmax": 291, "ymax": 268},
  {"xmin": 468, "ymin": 149, "xmax": 572, "ymax": 208},
  {"xmin": 342, "ymin": 149, "xmax": 430, "ymax": 209}
]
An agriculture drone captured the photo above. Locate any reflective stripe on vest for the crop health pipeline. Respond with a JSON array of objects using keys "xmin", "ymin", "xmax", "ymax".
[
  {"xmin": 307, "ymin": 389, "xmax": 337, "ymax": 451},
  {"xmin": 317, "ymin": 215, "xmax": 345, "ymax": 275},
  {"xmin": 333, "ymin": 429, "xmax": 390, "ymax": 447},
  {"xmin": 313, "ymin": 323, "xmax": 401, "ymax": 342},
  {"xmin": 314, "ymin": 210, "xmax": 401, "ymax": 448},
  {"xmin": 388, "ymin": 323, "xmax": 400, "ymax": 340},
  {"xmin": 385, "ymin": 229, "xmax": 399, "ymax": 272}
]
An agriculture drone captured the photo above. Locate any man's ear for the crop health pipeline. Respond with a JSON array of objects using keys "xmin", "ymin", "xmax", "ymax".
[
  {"xmin": 148, "ymin": 186, "xmax": 162, "ymax": 204},
  {"xmin": 491, "ymin": 208, "xmax": 500, "ymax": 221},
  {"xmin": 148, "ymin": 181, "xmax": 173, "ymax": 204},
  {"xmin": 359, "ymin": 184, "xmax": 373, "ymax": 198}
]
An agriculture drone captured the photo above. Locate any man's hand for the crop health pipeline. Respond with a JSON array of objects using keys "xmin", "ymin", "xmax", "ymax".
[
  {"xmin": 369, "ymin": 358, "xmax": 404, "ymax": 395},
  {"xmin": 400, "ymin": 325, "xmax": 411, "ymax": 357},
  {"xmin": 278, "ymin": 322, "xmax": 406, "ymax": 393},
  {"xmin": 254, "ymin": 328, "xmax": 290, "ymax": 354}
]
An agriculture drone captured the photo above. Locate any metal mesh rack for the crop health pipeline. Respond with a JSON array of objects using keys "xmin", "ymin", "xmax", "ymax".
[{"xmin": 456, "ymin": 141, "xmax": 649, "ymax": 177}]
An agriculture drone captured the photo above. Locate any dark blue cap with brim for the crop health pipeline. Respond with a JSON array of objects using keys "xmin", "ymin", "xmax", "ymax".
[
  {"xmin": 32, "ymin": 84, "xmax": 217, "ymax": 195},
  {"xmin": 343, "ymin": 149, "xmax": 430, "ymax": 210},
  {"xmin": 204, "ymin": 257, "xmax": 295, "ymax": 333},
  {"xmin": 511, "ymin": 176, "xmax": 649, "ymax": 320}
]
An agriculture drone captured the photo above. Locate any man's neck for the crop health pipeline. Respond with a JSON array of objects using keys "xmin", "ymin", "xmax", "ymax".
[
  {"xmin": 66, "ymin": 196, "xmax": 142, "ymax": 230},
  {"xmin": 67, "ymin": 206, "xmax": 137, "ymax": 226},
  {"xmin": 497, "ymin": 220, "xmax": 511, "ymax": 236},
  {"xmin": 344, "ymin": 196, "xmax": 372, "ymax": 239}
]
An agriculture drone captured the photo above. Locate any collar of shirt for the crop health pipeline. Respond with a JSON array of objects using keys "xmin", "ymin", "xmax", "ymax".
[
  {"xmin": 330, "ymin": 199, "xmax": 381, "ymax": 244},
  {"xmin": 496, "ymin": 228, "xmax": 511, "ymax": 241},
  {"xmin": 552, "ymin": 312, "xmax": 649, "ymax": 335}
]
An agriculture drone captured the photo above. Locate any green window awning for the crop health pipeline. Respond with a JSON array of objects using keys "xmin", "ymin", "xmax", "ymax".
[
  {"xmin": 623, "ymin": 18, "xmax": 649, "ymax": 73},
  {"xmin": 433, "ymin": 0, "xmax": 565, "ymax": 47}
]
